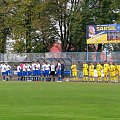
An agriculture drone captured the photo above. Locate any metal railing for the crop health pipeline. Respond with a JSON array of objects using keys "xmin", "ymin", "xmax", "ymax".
[{"xmin": 0, "ymin": 52, "xmax": 120, "ymax": 63}]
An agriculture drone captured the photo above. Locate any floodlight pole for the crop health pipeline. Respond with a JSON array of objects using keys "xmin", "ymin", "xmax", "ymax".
[
  {"xmin": 86, "ymin": 44, "xmax": 88, "ymax": 61},
  {"xmin": 106, "ymin": 44, "xmax": 108, "ymax": 62}
]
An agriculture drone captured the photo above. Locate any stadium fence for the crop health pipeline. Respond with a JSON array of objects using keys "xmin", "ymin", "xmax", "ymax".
[{"xmin": 0, "ymin": 52, "xmax": 120, "ymax": 63}]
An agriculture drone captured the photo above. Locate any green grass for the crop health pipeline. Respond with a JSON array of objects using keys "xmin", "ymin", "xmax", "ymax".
[{"xmin": 0, "ymin": 81, "xmax": 120, "ymax": 120}]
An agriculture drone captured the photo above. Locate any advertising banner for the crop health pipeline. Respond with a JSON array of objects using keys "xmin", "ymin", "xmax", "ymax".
[{"xmin": 86, "ymin": 24, "xmax": 120, "ymax": 44}]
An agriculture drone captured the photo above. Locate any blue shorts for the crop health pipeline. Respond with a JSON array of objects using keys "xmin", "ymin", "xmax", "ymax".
[
  {"xmin": 18, "ymin": 72, "xmax": 22, "ymax": 77},
  {"xmin": 6, "ymin": 70, "xmax": 10, "ymax": 76},
  {"xmin": 32, "ymin": 70, "xmax": 36, "ymax": 76},
  {"xmin": 27, "ymin": 71, "xmax": 32, "ymax": 76},
  {"xmin": 2, "ymin": 72, "xmax": 6, "ymax": 76},
  {"xmin": 56, "ymin": 70, "xmax": 61, "ymax": 76},
  {"xmin": 23, "ymin": 71, "xmax": 27, "ymax": 76},
  {"xmin": 45, "ymin": 70, "xmax": 50, "ymax": 77},
  {"xmin": 42, "ymin": 71, "xmax": 45, "ymax": 77},
  {"xmin": 36, "ymin": 70, "xmax": 40, "ymax": 76}
]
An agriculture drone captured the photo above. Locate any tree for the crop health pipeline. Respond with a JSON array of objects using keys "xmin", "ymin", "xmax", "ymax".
[
  {"xmin": 0, "ymin": 0, "xmax": 10, "ymax": 53},
  {"xmin": 41, "ymin": 0, "xmax": 120, "ymax": 52},
  {"xmin": 31, "ymin": 0, "xmax": 59, "ymax": 52},
  {"xmin": 80, "ymin": 0, "xmax": 120, "ymax": 52},
  {"xmin": 5, "ymin": 0, "xmax": 58, "ymax": 53},
  {"xmin": 5, "ymin": 0, "xmax": 35, "ymax": 53},
  {"xmin": 41, "ymin": 0, "xmax": 84, "ymax": 52},
  {"xmin": 0, "ymin": 0, "xmax": 119, "ymax": 53}
]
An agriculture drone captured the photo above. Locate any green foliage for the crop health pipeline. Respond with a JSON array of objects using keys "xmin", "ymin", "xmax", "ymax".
[
  {"xmin": 0, "ymin": 0, "xmax": 9, "ymax": 53},
  {"xmin": 80, "ymin": 0, "xmax": 120, "ymax": 52},
  {"xmin": 13, "ymin": 40, "xmax": 26, "ymax": 53},
  {"xmin": 0, "ymin": 0, "xmax": 120, "ymax": 53}
]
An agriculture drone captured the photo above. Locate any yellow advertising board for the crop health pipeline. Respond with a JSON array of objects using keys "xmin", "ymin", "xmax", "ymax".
[{"xmin": 86, "ymin": 24, "xmax": 120, "ymax": 44}]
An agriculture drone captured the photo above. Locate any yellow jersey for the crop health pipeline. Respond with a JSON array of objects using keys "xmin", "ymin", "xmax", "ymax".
[
  {"xmin": 83, "ymin": 63, "xmax": 88, "ymax": 71},
  {"xmin": 89, "ymin": 64, "xmax": 94, "ymax": 72},
  {"xmin": 103, "ymin": 63, "xmax": 109, "ymax": 72},
  {"xmin": 71, "ymin": 64, "xmax": 77, "ymax": 72},
  {"xmin": 109, "ymin": 64, "xmax": 115, "ymax": 72},
  {"xmin": 96, "ymin": 64, "xmax": 103, "ymax": 71},
  {"xmin": 118, "ymin": 65, "xmax": 120, "ymax": 72}
]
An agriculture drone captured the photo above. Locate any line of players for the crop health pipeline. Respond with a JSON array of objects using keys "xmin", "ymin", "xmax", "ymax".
[
  {"xmin": 0, "ymin": 61, "xmax": 63, "ymax": 82},
  {"xmin": 0, "ymin": 63, "xmax": 12, "ymax": 81},
  {"xmin": 17, "ymin": 61, "xmax": 64, "ymax": 82},
  {"xmin": 71, "ymin": 61, "xmax": 120, "ymax": 82},
  {"xmin": 82, "ymin": 61, "xmax": 120, "ymax": 82},
  {"xmin": 1, "ymin": 61, "xmax": 120, "ymax": 82}
]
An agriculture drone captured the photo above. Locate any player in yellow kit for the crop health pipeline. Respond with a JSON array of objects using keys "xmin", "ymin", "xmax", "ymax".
[
  {"xmin": 103, "ymin": 61, "xmax": 109, "ymax": 82},
  {"xmin": 83, "ymin": 62, "xmax": 88, "ymax": 82},
  {"xmin": 96, "ymin": 62, "xmax": 103, "ymax": 82},
  {"xmin": 89, "ymin": 62, "xmax": 94, "ymax": 82},
  {"xmin": 118, "ymin": 64, "xmax": 120, "ymax": 80},
  {"xmin": 71, "ymin": 62, "xmax": 78, "ymax": 81},
  {"xmin": 114, "ymin": 63, "xmax": 119, "ymax": 82},
  {"xmin": 109, "ymin": 62, "xmax": 115, "ymax": 82}
]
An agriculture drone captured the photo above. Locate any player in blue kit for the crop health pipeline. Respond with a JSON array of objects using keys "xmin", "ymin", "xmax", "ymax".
[
  {"xmin": 56, "ymin": 61, "xmax": 62, "ymax": 82},
  {"xmin": 45, "ymin": 62, "xmax": 50, "ymax": 81},
  {"xmin": 0, "ymin": 63, "xmax": 7, "ymax": 81},
  {"xmin": 32, "ymin": 61, "xmax": 37, "ymax": 81},
  {"xmin": 41, "ymin": 61, "xmax": 46, "ymax": 81},
  {"xmin": 27, "ymin": 63, "xmax": 32, "ymax": 81},
  {"xmin": 17, "ymin": 64, "xmax": 22, "ymax": 81},
  {"xmin": 22, "ymin": 63, "xmax": 27, "ymax": 81},
  {"xmin": 35, "ymin": 61, "xmax": 41, "ymax": 81},
  {"xmin": 5, "ymin": 63, "xmax": 12, "ymax": 81}
]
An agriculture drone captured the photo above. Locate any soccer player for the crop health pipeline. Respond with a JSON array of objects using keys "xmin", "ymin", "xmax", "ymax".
[
  {"xmin": 5, "ymin": 63, "xmax": 12, "ymax": 81},
  {"xmin": 17, "ymin": 64, "xmax": 22, "ymax": 81},
  {"xmin": 45, "ymin": 62, "xmax": 50, "ymax": 81},
  {"xmin": 0, "ymin": 63, "xmax": 7, "ymax": 81},
  {"xmin": 114, "ymin": 63, "xmax": 119, "ymax": 82},
  {"xmin": 20, "ymin": 62, "xmax": 24, "ymax": 81},
  {"xmin": 27, "ymin": 63, "xmax": 32, "ymax": 82},
  {"xmin": 56, "ymin": 61, "xmax": 62, "ymax": 82},
  {"xmin": 83, "ymin": 62, "xmax": 88, "ymax": 82},
  {"xmin": 22, "ymin": 63, "xmax": 28, "ymax": 81},
  {"xmin": 103, "ymin": 61, "xmax": 109, "ymax": 82},
  {"xmin": 118, "ymin": 64, "xmax": 120, "ymax": 81},
  {"xmin": 96, "ymin": 62, "xmax": 103, "ymax": 82},
  {"xmin": 50, "ymin": 62, "xmax": 56, "ymax": 81},
  {"xmin": 71, "ymin": 62, "xmax": 78, "ymax": 81},
  {"xmin": 109, "ymin": 62, "xmax": 115, "ymax": 82},
  {"xmin": 41, "ymin": 61, "xmax": 46, "ymax": 81},
  {"xmin": 61, "ymin": 62, "xmax": 65, "ymax": 79},
  {"xmin": 32, "ymin": 61, "xmax": 37, "ymax": 81},
  {"xmin": 89, "ymin": 62, "xmax": 94, "ymax": 82},
  {"xmin": 36, "ymin": 61, "xmax": 41, "ymax": 81}
]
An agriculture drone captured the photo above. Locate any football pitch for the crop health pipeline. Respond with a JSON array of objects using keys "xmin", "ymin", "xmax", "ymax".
[{"xmin": 0, "ymin": 81, "xmax": 120, "ymax": 120}]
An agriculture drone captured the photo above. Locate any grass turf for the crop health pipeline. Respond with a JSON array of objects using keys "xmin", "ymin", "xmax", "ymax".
[{"xmin": 0, "ymin": 81, "xmax": 120, "ymax": 120}]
